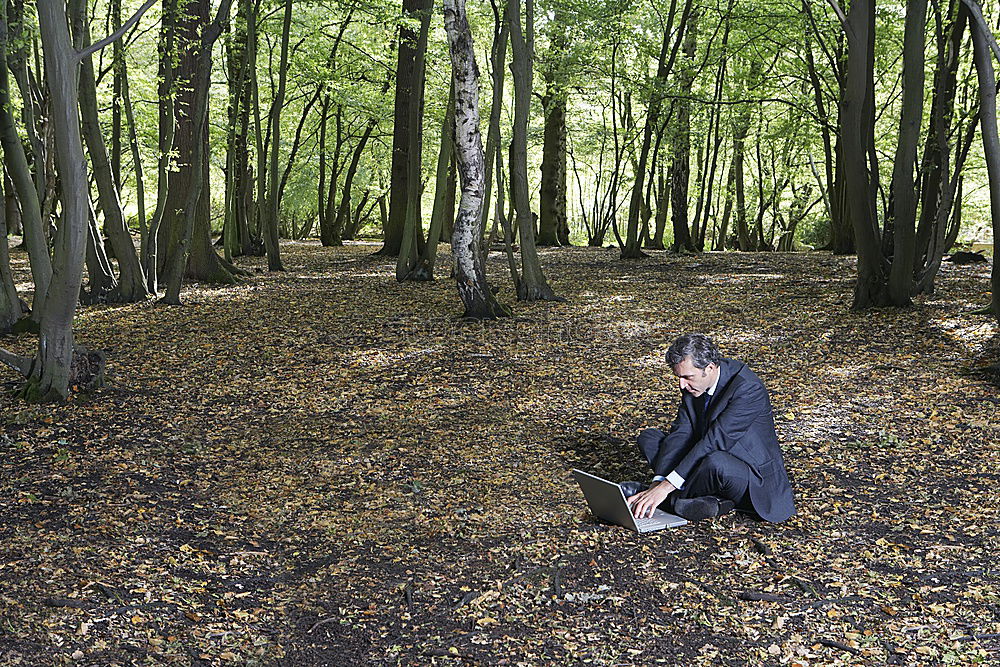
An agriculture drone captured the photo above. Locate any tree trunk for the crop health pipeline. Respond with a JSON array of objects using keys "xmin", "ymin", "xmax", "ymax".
[
  {"xmin": 652, "ymin": 167, "xmax": 670, "ymax": 249},
  {"xmin": 382, "ymin": 0, "xmax": 432, "ymax": 256},
  {"xmin": 0, "ymin": 6, "xmax": 51, "ymax": 314},
  {"xmin": 262, "ymin": 0, "xmax": 291, "ymax": 271},
  {"xmin": 669, "ymin": 9, "xmax": 699, "ymax": 253},
  {"xmin": 480, "ymin": 1, "xmax": 508, "ymax": 251},
  {"xmin": 623, "ymin": 2, "xmax": 693, "ymax": 258},
  {"xmin": 334, "ymin": 121, "xmax": 377, "ymax": 247},
  {"xmin": 121, "ymin": 30, "xmax": 147, "ymax": 282},
  {"xmin": 224, "ymin": 0, "xmax": 253, "ymax": 261},
  {"xmin": 968, "ymin": 0, "xmax": 1000, "ymax": 319},
  {"xmin": 70, "ymin": 0, "xmax": 150, "ymax": 303},
  {"xmin": 508, "ymin": 0, "xmax": 559, "ymax": 300},
  {"xmin": 320, "ymin": 106, "xmax": 344, "ymax": 246},
  {"xmin": 395, "ymin": 5, "xmax": 432, "ymax": 280},
  {"xmin": 886, "ymin": 0, "xmax": 927, "ymax": 306},
  {"xmin": 913, "ymin": 0, "xmax": 967, "ymax": 292},
  {"xmin": 160, "ymin": 0, "xmax": 237, "ymax": 302},
  {"xmin": 83, "ymin": 203, "xmax": 118, "ymax": 303},
  {"xmin": 110, "ymin": 0, "xmax": 123, "ymax": 190},
  {"xmin": 0, "ymin": 175, "xmax": 21, "ymax": 332},
  {"xmin": 538, "ymin": 75, "xmax": 567, "ymax": 247},
  {"xmin": 443, "ymin": 0, "xmax": 510, "ymax": 318},
  {"xmin": 26, "ymin": 0, "xmax": 94, "ymax": 401},
  {"xmin": 406, "ymin": 81, "xmax": 455, "ymax": 280},
  {"xmin": 837, "ymin": 0, "xmax": 886, "ymax": 308},
  {"xmin": 158, "ymin": 0, "xmax": 237, "ymax": 287}
]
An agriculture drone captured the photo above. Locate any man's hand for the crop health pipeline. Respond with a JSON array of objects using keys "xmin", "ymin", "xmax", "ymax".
[{"xmin": 627, "ymin": 481, "xmax": 676, "ymax": 519}]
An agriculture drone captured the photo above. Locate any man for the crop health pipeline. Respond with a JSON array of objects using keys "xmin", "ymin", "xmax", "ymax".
[{"xmin": 625, "ymin": 333, "xmax": 795, "ymax": 523}]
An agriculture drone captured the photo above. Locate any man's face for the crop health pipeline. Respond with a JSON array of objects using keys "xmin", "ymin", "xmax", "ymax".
[{"xmin": 672, "ymin": 357, "xmax": 719, "ymax": 397}]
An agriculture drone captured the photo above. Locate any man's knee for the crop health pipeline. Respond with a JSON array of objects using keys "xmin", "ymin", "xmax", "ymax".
[
  {"xmin": 637, "ymin": 428, "xmax": 664, "ymax": 448},
  {"xmin": 636, "ymin": 428, "xmax": 664, "ymax": 460},
  {"xmin": 701, "ymin": 450, "xmax": 735, "ymax": 471}
]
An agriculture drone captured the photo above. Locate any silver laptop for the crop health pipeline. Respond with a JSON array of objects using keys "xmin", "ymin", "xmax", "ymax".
[{"xmin": 572, "ymin": 469, "xmax": 687, "ymax": 533}]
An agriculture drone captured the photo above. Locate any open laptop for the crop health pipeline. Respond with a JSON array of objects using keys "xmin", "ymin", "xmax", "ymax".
[{"xmin": 572, "ymin": 469, "xmax": 687, "ymax": 533}]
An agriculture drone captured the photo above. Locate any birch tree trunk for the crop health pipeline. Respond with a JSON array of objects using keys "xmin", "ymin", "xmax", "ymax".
[{"xmin": 443, "ymin": 0, "xmax": 511, "ymax": 318}]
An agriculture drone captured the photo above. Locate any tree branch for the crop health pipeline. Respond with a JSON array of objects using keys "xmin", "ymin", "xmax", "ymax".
[
  {"xmin": 76, "ymin": 0, "xmax": 157, "ymax": 61},
  {"xmin": 962, "ymin": 0, "xmax": 1000, "ymax": 64},
  {"xmin": 825, "ymin": 0, "xmax": 850, "ymax": 31},
  {"xmin": 0, "ymin": 348, "xmax": 32, "ymax": 377}
]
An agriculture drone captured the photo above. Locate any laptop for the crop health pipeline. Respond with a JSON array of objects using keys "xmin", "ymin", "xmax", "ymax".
[{"xmin": 572, "ymin": 469, "xmax": 687, "ymax": 533}]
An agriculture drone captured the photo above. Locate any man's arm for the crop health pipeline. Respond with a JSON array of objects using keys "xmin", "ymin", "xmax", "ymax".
[
  {"xmin": 672, "ymin": 379, "xmax": 769, "ymax": 480},
  {"xmin": 651, "ymin": 399, "xmax": 694, "ymax": 476}
]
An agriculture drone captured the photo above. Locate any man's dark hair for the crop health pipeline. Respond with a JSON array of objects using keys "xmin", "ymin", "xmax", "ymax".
[{"xmin": 666, "ymin": 333, "xmax": 722, "ymax": 369}]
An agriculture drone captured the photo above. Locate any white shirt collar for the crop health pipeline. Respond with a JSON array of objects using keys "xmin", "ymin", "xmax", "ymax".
[{"xmin": 707, "ymin": 369, "xmax": 720, "ymax": 397}]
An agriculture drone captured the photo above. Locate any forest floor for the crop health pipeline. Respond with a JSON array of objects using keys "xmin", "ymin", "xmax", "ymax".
[{"xmin": 1, "ymin": 241, "xmax": 999, "ymax": 667}]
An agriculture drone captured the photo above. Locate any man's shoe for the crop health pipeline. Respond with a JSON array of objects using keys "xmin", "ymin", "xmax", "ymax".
[
  {"xmin": 619, "ymin": 481, "xmax": 649, "ymax": 498},
  {"xmin": 672, "ymin": 495, "xmax": 734, "ymax": 522}
]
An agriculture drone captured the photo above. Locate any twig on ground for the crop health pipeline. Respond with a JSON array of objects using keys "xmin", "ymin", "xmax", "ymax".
[
  {"xmin": 739, "ymin": 591, "xmax": 786, "ymax": 602},
  {"xmin": 43, "ymin": 597, "xmax": 92, "ymax": 609},
  {"xmin": 682, "ymin": 577, "xmax": 735, "ymax": 605},
  {"xmin": 551, "ymin": 567, "xmax": 564, "ymax": 596},
  {"xmin": 956, "ymin": 633, "xmax": 1000, "ymax": 642},
  {"xmin": 307, "ymin": 616, "xmax": 339, "ymax": 634},
  {"xmin": 422, "ymin": 648, "xmax": 476, "ymax": 662},
  {"xmin": 817, "ymin": 638, "xmax": 859, "ymax": 654},
  {"xmin": 452, "ymin": 591, "xmax": 481, "ymax": 611},
  {"xmin": 402, "ymin": 581, "xmax": 413, "ymax": 609}
]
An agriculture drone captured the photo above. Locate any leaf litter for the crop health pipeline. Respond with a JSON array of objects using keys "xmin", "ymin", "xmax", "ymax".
[{"xmin": 0, "ymin": 241, "xmax": 998, "ymax": 666}]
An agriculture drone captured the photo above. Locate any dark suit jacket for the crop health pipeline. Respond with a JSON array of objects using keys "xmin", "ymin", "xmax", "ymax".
[{"xmin": 654, "ymin": 358, "xmax": 796, "ymax": 522}]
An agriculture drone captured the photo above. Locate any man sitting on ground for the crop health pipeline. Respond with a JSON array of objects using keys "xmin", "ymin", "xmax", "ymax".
[{"xmin": 624, "ymin": 333, "xmax": 796, "ymax": 523}]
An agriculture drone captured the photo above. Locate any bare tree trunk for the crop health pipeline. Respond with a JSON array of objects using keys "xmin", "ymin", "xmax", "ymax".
[
  {"xmin": 832, "ymin": 0, "xmax": 885, "ymax": 308},
  {"xmin": 334, "ymin": 121, "xmax": 377, "ymax": 246},
  {"xmin": 0, "ymin": 6, "xmax": 51, "ymax": 315},
  {"xmin": 161, "ymin": 0, "xmax": 236, "ymax": 303},
  {"xmin": 480, "ymin": 0, "xmax": 508, "ymax": 252},
  {"xmin": 395, "ymin": 6, "xmax": 431, "ymax": 280},
  {"xmin": 0, "ymin": 175, "xmax": 22, "ymax": 332},
  {"xmin": 967, "ymin": 0, "xmax": 1000, "ymax": 318},
  {"xmin": 70, "ymin": 0, "xmax": 150, "ymax": 303},
  {"xmin": 382, "ymin": 0, "xmax": 432, "ymax": 255},
  {"xmin": 668, "ymin": 9, "xmax": 699, "ymax": 253},
  {"xmin": 443, "ymin": 0, "xmax": 510, "ymax": 318},
  {"xmin": 22, "ymin": 0, "xmax": 95, "ymax": 400},
  {"xmin": 623, "ymin": 0, "xmax": 694, "ymax": 258},
  {"xmin": 886, "ymin": 0, "xmax": 927, "ymax": 306},
  {"xmin": 507, "ymin": 0, "xmax": 559, "ymax": 300},
  {"xmin": 83, "ymin": 202, "xmax": 118, "ymax": 303},
  {"xmin": 538, "ymin": 12, "xmax": 568, "ymax": 248},
  {"xmin": 407, "ymin": 81, "xmax": 454, "ymax": 280},
  {"xmin": 913, "ymin": 0, "xmax": 967, "ymax": 292},
  {"xmin": 262, "ymin": 0, "xmax": 291, "ymax": 271}
]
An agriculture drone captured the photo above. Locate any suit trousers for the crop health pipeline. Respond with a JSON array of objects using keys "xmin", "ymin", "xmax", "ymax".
[{"xmin": 637, "ymin": 428, "xmax": 754, "ymax": 510}]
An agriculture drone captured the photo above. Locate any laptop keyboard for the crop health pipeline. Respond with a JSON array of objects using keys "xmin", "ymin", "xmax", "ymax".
[{"xmin": 634, "ymin": 517, "xmax": 660, "ymax": 529}]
